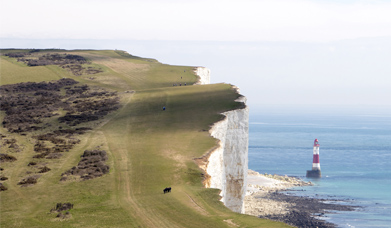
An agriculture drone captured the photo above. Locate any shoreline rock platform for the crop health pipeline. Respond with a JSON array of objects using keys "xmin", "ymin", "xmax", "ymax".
[{"xmin": 245, "ymin": 170, "xmax": 357, "ymax": 228}]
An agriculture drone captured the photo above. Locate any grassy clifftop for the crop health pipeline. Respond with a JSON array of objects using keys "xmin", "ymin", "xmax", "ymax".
[{"xmin": 0, "ymin": 49, "xmax": 290, "ymax": 227}]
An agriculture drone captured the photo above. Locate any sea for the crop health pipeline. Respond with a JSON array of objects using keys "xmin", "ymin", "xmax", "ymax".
[{"xmin": 249, "ymin": 106, "xmax": 391, "ymax": 228}]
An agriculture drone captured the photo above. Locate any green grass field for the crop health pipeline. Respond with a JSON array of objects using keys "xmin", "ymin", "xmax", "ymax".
[{"xmin": 0, "ymin": 49, "xmax": 291, "ymax": 227}]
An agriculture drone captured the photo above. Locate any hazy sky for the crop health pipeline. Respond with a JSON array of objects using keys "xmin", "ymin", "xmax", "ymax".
[
  {"xmin": 2, "ymin": 0, "xmax": 391, "ymax": 42},
  {"xmin": 1, "ymin": 0, "xmax": 391, "ymax": 110}
]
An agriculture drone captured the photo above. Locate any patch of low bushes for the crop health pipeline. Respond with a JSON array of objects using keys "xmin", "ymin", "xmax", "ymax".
[
  {"xmin": 0, "ymin": 153, "xmax": 17, "ymax": 162},
  {"xmin": 50, "ymin": 202, "xmax": 74, "ymax": 219},
  {"xmin": 0, "ymin": 78, "xmax": 119, "ymax": 132},
  {"xmin": 38, "ymin": 166, "xmax": 51, "ymax": 173},
  {"xmin": 61, "ymin": 149, "xmax": 109, "ymax": 181},
  {"xmin": 0, "ymin": 183, "xmax": 7, "ymax": 191},
  {"xmin": 17, "ymin": 175, "xmax": 40, "ymax": 186}
]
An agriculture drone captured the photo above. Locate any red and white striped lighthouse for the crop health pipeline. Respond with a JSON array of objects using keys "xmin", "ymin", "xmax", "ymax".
[
  {"xmin": 306, "ymin": 139, "xmax": 321, "ymax": 178},
  {"xmin": 312, "ymin": 139, "xmax": 320, "ymax": 170}
]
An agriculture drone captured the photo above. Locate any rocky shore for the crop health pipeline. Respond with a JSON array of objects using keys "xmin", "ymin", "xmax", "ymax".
[{"xmin": 244, "ymin": 170, "xmax": 356, "ymax": 228}]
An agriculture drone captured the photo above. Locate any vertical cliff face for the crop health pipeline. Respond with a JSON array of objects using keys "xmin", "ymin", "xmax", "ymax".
[
  {"xmin": 194, "ymin": 67, "xmax": 210, "ymax": 85},
  {"xmin": 208, "ymin": 97, "xmax": 249, "ymax": 213},
  {"xmin": 194, "ymin": 69, "xmax": 249, "ymax": 214}
]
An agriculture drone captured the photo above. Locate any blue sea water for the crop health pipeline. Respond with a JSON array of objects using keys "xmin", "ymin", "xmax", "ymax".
[{"xmin": 249, "ymin": 108, "xmax": 391, "ymax": 228}]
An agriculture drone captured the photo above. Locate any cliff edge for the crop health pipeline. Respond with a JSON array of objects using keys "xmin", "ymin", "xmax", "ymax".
[
  {"xmin": 195, "ymin": 69, "xmax": 249, "ymax": 214},
  {"xmin": 194, "ymin": 67, "xmax": 211, "ymax": 85}
]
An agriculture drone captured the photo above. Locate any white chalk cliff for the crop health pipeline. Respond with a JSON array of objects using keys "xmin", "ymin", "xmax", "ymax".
[
  {"xmin": 194, "ymin": 67, "xmax": 210, "ymax": 85},
  {"xmin": 194, "ymin": 69, "xmax": 249, "ymax": 214}
]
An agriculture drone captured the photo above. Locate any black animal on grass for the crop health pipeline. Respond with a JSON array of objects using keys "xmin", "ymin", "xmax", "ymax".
[{"xmin": 163, "ymin": 187, "xmax": 171, "ymax": 194}]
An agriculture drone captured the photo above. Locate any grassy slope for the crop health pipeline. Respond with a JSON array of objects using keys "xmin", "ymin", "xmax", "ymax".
[{"xmin": 0, "ymin": 50, "xmax": 291, "ymax": 228}]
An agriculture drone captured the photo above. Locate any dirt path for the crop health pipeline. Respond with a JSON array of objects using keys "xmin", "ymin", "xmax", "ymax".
[
  {"xmin": 100, "ymin": 91, "xmax": 183, "ymax": 227},
  {"xmin": 183, "ymin": 191, "xmax": 209, "ymax": 216},
  {"xmin": 72, "ymin": 53, "xmax": 179, "ymax": 227},
  {"xmin": 4, "ymin": 139, "xmax": 36, "ymax": 211}
]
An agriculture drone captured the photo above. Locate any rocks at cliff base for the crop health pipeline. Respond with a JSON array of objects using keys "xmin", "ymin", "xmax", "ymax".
[
  {"xmin": 256, "ymin": 192, "xmax": 355, "ymax": 228},
  {"xmin": 263, "ymin": 210, "xmax": 334, "ymax": 228},
  {"xmin": 245, "ymin": 170, "xmax": 356, "ymax": 228},
  {"xmin": 60, "ymin": 149, "xmax": 109, "ymax": 181}
]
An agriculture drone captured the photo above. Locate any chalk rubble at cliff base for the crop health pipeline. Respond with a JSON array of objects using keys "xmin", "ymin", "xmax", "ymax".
[
  {"xmin": 244, "ymin": 170, "xmax": 356, "ymax": 228},
  {"xmin": 245, "ymin": 169, "xmax": 312, "ymax": 217},
  {"xmin": 246, "ymin": 169, "xmax": 313, "ymax": 195}
]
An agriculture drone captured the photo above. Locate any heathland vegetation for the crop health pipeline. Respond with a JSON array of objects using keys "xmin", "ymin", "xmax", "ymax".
[{"xmin": 0, "ymin": 49, "xmax": 290, "ymax": 227}]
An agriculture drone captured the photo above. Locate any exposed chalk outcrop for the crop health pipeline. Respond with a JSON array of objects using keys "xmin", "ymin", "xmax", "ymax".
[
  {"xmin": 198, "ymin": 92, "xmax": 249, "ymax": 214},
  {"xmin": 194, "ymin": 67, "xmax": 210, "ymax": 85},
  {"xmin": 193, "ymin": 68, "xmax": 249, "ymax": 213}
]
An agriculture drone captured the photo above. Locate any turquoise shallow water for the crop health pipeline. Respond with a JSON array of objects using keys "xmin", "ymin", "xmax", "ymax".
[{"xmin": 249, "ymin": 110, "xmax": 391, "ymax": 228}]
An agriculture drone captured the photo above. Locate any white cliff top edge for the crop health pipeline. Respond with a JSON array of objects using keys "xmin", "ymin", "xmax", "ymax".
[{"xmin": 194, "ymin": 67, "xmax": 211, "ymax": 85}]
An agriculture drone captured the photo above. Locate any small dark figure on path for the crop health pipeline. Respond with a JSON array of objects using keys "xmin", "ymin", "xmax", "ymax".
[
  {"xmin": 163, "ymin": 187, "xmax": 171, "ymax": 194},
  {"xmin": 163, "ymin": 106, "xmax": 166, "ymax": 111}
]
